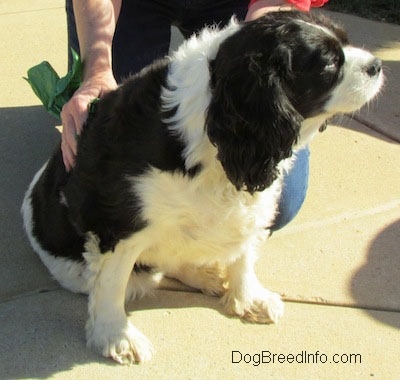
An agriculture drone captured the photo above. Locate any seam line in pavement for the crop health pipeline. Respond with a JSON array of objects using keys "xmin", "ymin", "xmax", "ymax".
[
  {"xmin": 0, "ymin": 7, "xmax": 63, "ymax": 16},
  {"xmin": 276, "ymin": 200, "xmax": 400, "ymax": 237},
  {"xmin": 283, "ymin": 297, "xmax": 400, "ymax": 313}
]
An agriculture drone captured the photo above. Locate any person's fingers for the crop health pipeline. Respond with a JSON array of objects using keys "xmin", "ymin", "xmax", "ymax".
[
  {"xmin": 61, "ymin": 111, "xmax": 79, "ymax": 155},
  {"xmin": 60, "ymin": 96, "xmax": 90, "ymax": 169},
  {"xmin": 61, "ymin": 96, "xmax": 89, "ymax": 137},
  {"xmin": 61, "ymin": 139, "xmax": 75, "ymax": 172},
  {"xmin": 69, "ymin": 97, "xmax": 90, "ymax": 136},
  {"xmin": 61, "ymin": 125, "xmax": 75, "ymax": 172},
  {"xmin": 59, "ymin": 74, "xmax": 118, "ymax": 169}
]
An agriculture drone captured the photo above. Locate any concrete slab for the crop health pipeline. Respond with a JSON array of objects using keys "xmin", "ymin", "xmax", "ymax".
[
  {"xmin": 262, "ymin": 208, "xmax": 399, "ymax": 309},
  {"xmin": 259, "ymin": 118, "xmax": 400, "ymax": 310},
  {"xmin": 0, "ymin": 1, "xmax": 66, "ymax": 108},
  {"xmin": 0, "ymin": 0, "xmax": 62, "ymax": 14},
  {"xmin": 323, "ymin": 11, "xmax": 400, "ymax": 142},
  {"xmin": 0, "ymin": 289, "xmax": 399, "ymax": 379},
  {"xmin": 294, "ymin": 118, "xmax": 400, "ymax": 223}
]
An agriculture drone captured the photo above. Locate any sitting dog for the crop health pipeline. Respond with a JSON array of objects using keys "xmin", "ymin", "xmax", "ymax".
[{"xmin": 22, "ymin": 11, "xmax": 383, "ymax": 364}]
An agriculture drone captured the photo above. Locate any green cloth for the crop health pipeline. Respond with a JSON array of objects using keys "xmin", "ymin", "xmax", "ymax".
[{"xmin": 24, "ymin": 49, "xmax": 83, "ymax": 120}]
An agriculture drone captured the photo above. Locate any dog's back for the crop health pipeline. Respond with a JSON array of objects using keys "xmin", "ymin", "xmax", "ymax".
[{"xmin": 23, "ymin": 59, "xmax": 183, "ymax": 255}]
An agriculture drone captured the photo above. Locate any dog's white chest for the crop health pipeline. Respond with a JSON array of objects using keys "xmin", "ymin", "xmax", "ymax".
[{"xmin": 130, "ymin": 167, "xmax": 281, "ymax": 270}]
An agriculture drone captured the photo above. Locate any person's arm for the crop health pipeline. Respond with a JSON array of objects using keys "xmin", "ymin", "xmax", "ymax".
[
  {"xmin": 73, "ymin": 0, "xmax": 121, "ymax": 84},
  {"xmin": 246, "ymin": 0, "xmax": 294, "ymax": 21},
  {"xmin": 60, "ymin": 0, "xmax": 121, "ymax": 171},
  {"xmin": 246, "ymin": 0, "xmax": 328, "ymax": 21}
]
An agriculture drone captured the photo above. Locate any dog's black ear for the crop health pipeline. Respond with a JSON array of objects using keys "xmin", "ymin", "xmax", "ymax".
[{"xmin": 207, "ymin": 43, "xmax": 302, "ymax": 193}]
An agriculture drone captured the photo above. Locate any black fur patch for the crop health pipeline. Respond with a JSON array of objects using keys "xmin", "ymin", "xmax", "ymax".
[
  {"xmin": 207, "ymin": 11, "xmax": 346, "ymax": 193},
  {"xmin": 31, "ymin": 59, "xmax": 192, "ymax": 256}
]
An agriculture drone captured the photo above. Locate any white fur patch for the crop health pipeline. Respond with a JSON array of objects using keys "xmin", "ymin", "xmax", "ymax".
[
  {"xmin": 326, "ymin": 46, "xmax": 384, "ymax": 114},
  {"xmin": 162, "ymin": 19, "xmax": 241, "ymax": 170}
]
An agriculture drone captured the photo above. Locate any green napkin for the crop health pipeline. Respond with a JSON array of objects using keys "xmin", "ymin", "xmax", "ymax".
[{"xmin": 24, "ymin": 49, "xmax": 83, "ymax": 120}]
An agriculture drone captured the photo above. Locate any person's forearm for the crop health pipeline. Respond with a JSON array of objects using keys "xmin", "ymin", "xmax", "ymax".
[
  {"xmin": 246, "ymin": 0, "xmax": 295, "ymax": 21},
  {"xmin": 249, "ymin": 0, "xmax": 295, "ymax": 12},
  {"xmin": 248, "ymin": 0, "xmax": 328, "ymax": 12},
  {"xmin": 72, "ymin": 0, "xmax": 121, "ymax": 80},
  {"xmin": 246, "ymin": 0, "xmax": 328, "ymax": 21}
]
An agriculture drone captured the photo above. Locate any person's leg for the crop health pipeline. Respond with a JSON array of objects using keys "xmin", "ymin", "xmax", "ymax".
[
  {"xmin": 271, "ymin": 147, "xmax": 310, "ymax": 231},
  {"xmin": 66, "ymin": 0, "xmax": 179, "ymax": 81},
  {"xmin": 112, "ymin": 1, "xmax": 179, "ymax": 81},
  {"xmin": 178, "ymin": 0, "xmax": 248, "ymax": 38},
  {"xmin": 66, "ymin": 0, "xmax": 79, "ymax": 70}
]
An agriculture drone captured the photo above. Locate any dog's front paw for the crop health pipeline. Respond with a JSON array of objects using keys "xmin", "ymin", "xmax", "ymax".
[
  {"xmin": 243, "ymin": 290, "xmax": 284, "ymax": 323},
  {"xmin": 86, "ymin": 319, "xmax": 154, "ymax": 364},
  {"xmin": 223, "ymin": 288, "xmax": 284, "ymax": 324}
]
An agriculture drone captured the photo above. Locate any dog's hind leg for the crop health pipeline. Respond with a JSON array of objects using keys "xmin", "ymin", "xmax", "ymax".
[
  {"xmin": 84, "ymin": 238, "xmax": 154, "ymax": 364},
  {"xmin": 124, "ymin": 269, "xmax": 164, "ymax": 303},
  {"xmin": 167, "ymin": 264, "xmax": 227, "ymax": 297},
  {"xmin": 124, "ymin": 264, "xmax": 225, "ymax": 300}
]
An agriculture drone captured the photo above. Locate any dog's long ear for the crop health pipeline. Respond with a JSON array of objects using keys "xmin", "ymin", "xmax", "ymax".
[{"xmin": 206, "ymin": 38, "xmax": 302, "ymax": 194}]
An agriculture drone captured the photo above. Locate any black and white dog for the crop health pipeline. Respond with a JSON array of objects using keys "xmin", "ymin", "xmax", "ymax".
[{"xmin": 22, "ymin": 12, "xmax": 383, "ymax": 364}]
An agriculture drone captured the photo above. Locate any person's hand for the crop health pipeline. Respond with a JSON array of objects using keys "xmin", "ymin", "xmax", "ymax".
[
  {"xmin": 245, "ymin": 0, "xmax": 294, "ymax": 22},
  {"xmin": 60, "ymin": 72, "xmax": 117, "ymax": 171}
]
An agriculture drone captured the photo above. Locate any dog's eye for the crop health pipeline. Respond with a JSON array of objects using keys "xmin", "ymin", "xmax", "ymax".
[{"xmin": 325, "ymin": 57, "xmax": 340, "ymax": 70}]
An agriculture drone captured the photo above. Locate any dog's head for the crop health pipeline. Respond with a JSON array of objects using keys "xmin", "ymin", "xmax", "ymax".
[{"xmin": 206, "ymin": 11, "xmax": 383, "ymax": 193}]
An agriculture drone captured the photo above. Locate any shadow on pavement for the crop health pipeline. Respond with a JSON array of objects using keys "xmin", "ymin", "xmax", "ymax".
[
  {"xmin": 0, "ymin": 105, "xmax": 60, "ymax": 300},
  {"xmin": 351, "ymin": 219, "xmax": 400, "ymax": 329}
]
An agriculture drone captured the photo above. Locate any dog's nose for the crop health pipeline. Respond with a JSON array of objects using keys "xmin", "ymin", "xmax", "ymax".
[{"xmin": 365, "ymin": 58, "xmax": 382, "ymax": 77}]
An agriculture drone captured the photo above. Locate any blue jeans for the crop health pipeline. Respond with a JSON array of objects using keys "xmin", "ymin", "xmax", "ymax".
[
  {"xmin": 66, "ymin": 0, "xmax": 249, "ymax": 80},
  {"xmin": 66, "ymin": 0, "xmax": 310, "ymax": 231},
  {"xmin": 272, "ymin": 147, "xmax": 309, "ymax": 231}
]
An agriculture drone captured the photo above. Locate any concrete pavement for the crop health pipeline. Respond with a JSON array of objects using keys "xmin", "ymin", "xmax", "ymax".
[{"xmin": 1, "ymin": 1, "xmax": 399, "ymax": 378}]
